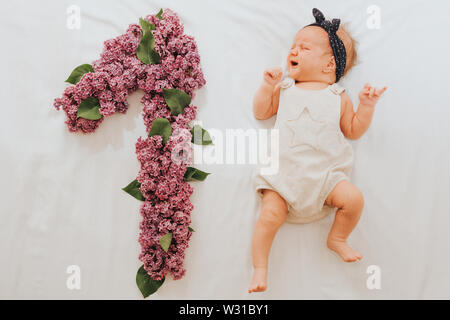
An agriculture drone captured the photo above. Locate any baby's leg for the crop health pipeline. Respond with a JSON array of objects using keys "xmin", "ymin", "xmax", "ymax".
[
  {"xmin": 248, "ymin": 189, "xmax": 288, "ymax": 293},
  {"xmin": 325, "ymin": 180, "xmax": 364, "ymax": 262}
]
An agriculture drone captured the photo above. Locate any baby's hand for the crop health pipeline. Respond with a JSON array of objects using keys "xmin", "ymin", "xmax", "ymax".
[
  {"xmin": 359, "ymin": 83, "xmax": 387, "ymax": 107},
  {"xmin": 263, "ymin": 67, "xmax": 283, "ymax": 86}
]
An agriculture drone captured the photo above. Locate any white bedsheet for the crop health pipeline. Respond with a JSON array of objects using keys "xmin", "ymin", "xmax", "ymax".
[{"xmin": 1, "ymin": 0, "xmax": 450, "ymax": 299}]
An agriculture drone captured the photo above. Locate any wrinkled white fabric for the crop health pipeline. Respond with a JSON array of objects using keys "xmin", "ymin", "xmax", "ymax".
[
  {"xmin": 253, "ymin": 78, "xmax": 354, "ymax": 223},
  {"xmin": 2, "ymin": 0, "xmax": 450, "ymax": 299}
]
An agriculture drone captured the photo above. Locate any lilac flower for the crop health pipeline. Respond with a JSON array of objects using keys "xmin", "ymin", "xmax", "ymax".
[{"xmin": 54, "ymin": 8, "xmax": 205, "ymax": 282}]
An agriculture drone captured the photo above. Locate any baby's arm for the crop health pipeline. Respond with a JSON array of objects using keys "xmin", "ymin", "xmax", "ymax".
[
  {"xmin": 340, "ymin": 84, "xmax": 387, "ymax": 140},
  {"xmin": 253, "ymin": 68, "xmax": 282, "ymax": 120}
]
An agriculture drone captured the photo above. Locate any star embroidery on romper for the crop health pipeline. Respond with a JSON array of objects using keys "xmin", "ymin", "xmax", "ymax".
[{"xmin": 285, "ymin": 107, "xmax": 327, "ymax": 150}]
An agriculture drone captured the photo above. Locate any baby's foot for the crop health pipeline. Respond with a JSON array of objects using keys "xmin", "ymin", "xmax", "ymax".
[
  {"xmin": 248, "ymin": 267, "xmax": 267, "ymax": 293},
  {"xmin": 327, "ymin": 239, "xmax": 363, "ymax": 262}
]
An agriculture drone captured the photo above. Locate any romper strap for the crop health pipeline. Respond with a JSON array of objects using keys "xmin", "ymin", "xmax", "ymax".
[
  {"xmin": 328, "ymin": 83, "xmax": 345, "ymax": 95},
  {"xmin": 280, "ymin": 77, "xmax": 295, "ymax": 89}
]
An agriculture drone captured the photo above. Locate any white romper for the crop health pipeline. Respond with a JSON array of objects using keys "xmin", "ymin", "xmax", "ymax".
[{"xmin": 253, "ymin": 77, "xmax": 354, "ymax": 224}]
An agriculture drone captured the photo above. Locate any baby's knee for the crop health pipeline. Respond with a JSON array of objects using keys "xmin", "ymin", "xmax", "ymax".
[{"xmin": 346, "ymin": 189, "xmax": 364, "ymax": 213}]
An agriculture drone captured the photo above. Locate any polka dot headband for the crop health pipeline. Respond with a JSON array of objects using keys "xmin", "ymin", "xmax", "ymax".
[{"xmin": 307, "ymin": 8, "xmax": 347, "ymax": 83}]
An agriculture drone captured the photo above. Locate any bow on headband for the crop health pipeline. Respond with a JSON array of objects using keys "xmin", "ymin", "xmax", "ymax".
[
  {"xmin": 307, "ymin": 8, "xmax": 347, "ymax": 82},
  {"xmin": 312, "ymin": 8, "xmax": 341, "ymax": 33}
]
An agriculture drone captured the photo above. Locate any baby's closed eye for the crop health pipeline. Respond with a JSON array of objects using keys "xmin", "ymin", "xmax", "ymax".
[{"xmin": 299, "ymin": 44, "xmax": 310, "ymax": 50}]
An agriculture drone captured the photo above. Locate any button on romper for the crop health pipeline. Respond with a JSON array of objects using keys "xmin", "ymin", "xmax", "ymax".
[{"xmin": 253, "ymin": 77, "xmax": 354, "ymax": 224}]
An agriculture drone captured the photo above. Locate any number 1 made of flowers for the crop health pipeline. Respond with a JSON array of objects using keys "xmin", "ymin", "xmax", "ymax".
[{"xmin": 54, "ymin": 8, "xmax": 212, "ymax": 298}]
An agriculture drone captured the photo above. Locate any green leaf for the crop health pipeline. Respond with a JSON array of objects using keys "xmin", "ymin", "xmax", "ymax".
[
  {"xmin": 149, "ymin": 49, "xmax": 161, "ymax": 64},
  {"xmin": 136, "ymin": 265, "xmax": 165, "ymax": 298},
  {"xmin": 188, "ymin": 226, "xmax": 195, "ymax": 232},
  {"xmin": 65, "ymin": 64, "xmax": 94, "ymax": 84},
  {"xmin": 163, "ymin": 89, "xmax": 191, "ymax": 116},
  {"xmin": 76, "ymin": 97, "xmax": 102, "ymax": 120},
  {"xmin": 122, "ymin": 179, "xmax": 145, "ymax": 201},
  {"xmin": 139, "ymin": 17, "xmax": 155, "ymax": 33},
  {"xmin": 156, "ymin": 9, "xmax": 164, "ymax": 20},
  {"xmin": 184, "ymin": 167, "xmax": 210, "ymax": 182},
  {"xmin": 137, "ymin": 17, "xmax": 160, "ymax": 65},
  {"xmin": 160, "ymin": 232, "xmax": 173, "ymax": 252},
  {"xmin": 149, "ymin": 118, "xmax": 172, "ymax": 144},
  {"xmin": 190, "ymin": 125, "xmax": 213, "ymax": 145},
  {"xmin": 137, "ymin": 31, "xmax": 161, "ymax": 65}
]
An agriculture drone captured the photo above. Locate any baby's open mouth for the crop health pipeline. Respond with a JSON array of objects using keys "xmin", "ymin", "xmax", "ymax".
[{"xmin": 290, "ymin": 60, "xmax": 299, "ymax": 67}]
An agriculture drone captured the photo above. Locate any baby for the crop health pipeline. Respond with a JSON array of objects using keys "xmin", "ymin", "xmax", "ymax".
[{"xmin": 249, "ymin": 8, "xmax": 387, "ymax": 293}]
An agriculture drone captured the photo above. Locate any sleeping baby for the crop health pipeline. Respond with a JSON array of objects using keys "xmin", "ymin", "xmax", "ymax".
[{"xmin": 249, "ymin": 8, "xmax": 387, "ymax": 293}]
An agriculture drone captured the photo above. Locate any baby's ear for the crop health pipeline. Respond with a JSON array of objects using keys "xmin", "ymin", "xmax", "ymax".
[{"xmin": 323, "ymin": 55, "xmax": 336, "ymax": 74}]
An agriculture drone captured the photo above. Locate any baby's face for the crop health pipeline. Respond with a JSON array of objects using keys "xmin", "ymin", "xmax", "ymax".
[{"xmin": 287, "ymin": 26, "xmax": 334, "ymax": 82}]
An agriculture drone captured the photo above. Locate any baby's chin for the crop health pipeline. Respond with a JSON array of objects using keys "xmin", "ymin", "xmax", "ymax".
[{"xmin": 288, "ymin": 68, "xmax": 302, "ymax": 81}]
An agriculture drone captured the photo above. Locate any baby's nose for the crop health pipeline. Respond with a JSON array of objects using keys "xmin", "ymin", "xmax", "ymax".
[{"xmin": 290, "ymin": 47, "xmax": 298, "ymax": 56}]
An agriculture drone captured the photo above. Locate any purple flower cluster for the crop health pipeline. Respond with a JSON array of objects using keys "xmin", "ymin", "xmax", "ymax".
[
  {"xmin": 53, "ymin": 9, "xmax": 206, "ymax": 281},
  {"xmin": 136, "ymin": 135, "xmax": 195, "ymax": 280},
  {"xmin": 53, "ymin": 8, "xmax": 205, "ymax": 133}
]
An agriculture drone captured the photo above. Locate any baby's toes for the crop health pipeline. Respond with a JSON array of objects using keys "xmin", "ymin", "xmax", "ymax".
[
  {"xmin": 346, "ymin": 251, "xmax": 362, "ymax": 262},
  {"xmin": 344, "ymin": 255, "xmax": 358, "ymax": 262},
  {"xmin": 249, "ymin": 282, "xmax": 266, "ymax": 293}
]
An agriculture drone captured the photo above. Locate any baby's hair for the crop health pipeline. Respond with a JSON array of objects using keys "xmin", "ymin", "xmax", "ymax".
[{"xmin": 336, "ymin": 23, "xmax": 358, "ymax": 77}]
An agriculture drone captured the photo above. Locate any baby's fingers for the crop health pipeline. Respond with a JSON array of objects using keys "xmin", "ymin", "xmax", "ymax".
[
  {"xmin": 264, "ymin": 70, "xmax": 273, "ymax": 78},
  {"xmin": 374, "ymin": 86, "xmax": 388, "ymax": 97},
  {"xmin": 369, "ymin": 87, "xmax": 375, "ymax": 98}
]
